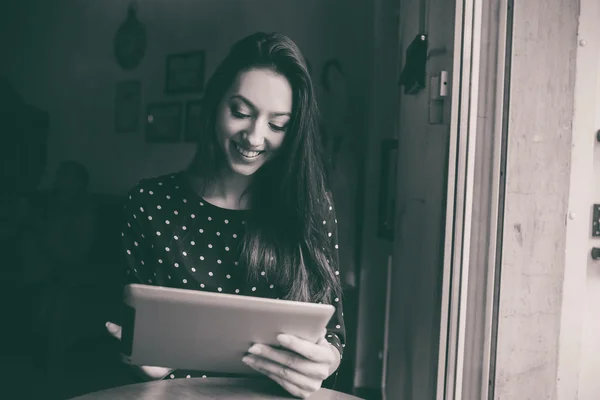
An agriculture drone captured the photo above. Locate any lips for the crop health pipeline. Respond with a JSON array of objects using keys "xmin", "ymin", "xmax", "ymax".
[{"xmin": 234, "ymin": 142, "xmax": 263, "ymax": 159}]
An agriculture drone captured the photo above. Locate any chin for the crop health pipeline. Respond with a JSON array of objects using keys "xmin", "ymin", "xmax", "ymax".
[{"xmin": 229, "ymin": 162, "xmax": 262, "ymax": 176}]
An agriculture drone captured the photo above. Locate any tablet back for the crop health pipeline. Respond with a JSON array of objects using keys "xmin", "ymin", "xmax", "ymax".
[{"xmin": 121, "ymin": 284, "xmax": 335, "ymax": 375}]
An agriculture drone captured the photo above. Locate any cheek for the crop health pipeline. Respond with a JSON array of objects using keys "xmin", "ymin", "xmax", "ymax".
[
  {"xmin": 216, "ymin": 112, "xmax": 244, "ymax": 140},
  {"xmin": 268, "ymin": 134, "xmax": 286, "ymax": 152},
  {"xmin": 260, "ymin": 134, "xmax": 286, "ymax": 163}
]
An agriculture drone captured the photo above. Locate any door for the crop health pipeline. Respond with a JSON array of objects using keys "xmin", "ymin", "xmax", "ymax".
[
  {"xmin": 579, "ymin": 92, "xmax": 600, "ymax": 397},
  {"xmin": 559, "ymin": 0, "xmax": 600, "ymax": 398},
  {"xmin": 383, "ymin": 0, "xmax": 483, "ymax": 398},
  {"xmin": 577, "ymin": 0, "xmax": 600, "ymax": 396}
]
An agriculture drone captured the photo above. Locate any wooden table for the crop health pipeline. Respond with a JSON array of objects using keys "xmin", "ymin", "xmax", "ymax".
[{"xmin": 68, "ymin": 377, "xmax": 365, "ymax": 399}]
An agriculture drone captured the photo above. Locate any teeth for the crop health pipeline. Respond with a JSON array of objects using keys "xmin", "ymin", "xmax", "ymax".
[{"xmin": 235, "ymin": 143, "xmax": 261, "ymax": 158}]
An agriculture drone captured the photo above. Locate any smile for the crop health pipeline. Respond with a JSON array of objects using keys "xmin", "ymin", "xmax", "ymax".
[{"xmin": 234, "ymin": 143, "xmax": 263, "ymax": 159}]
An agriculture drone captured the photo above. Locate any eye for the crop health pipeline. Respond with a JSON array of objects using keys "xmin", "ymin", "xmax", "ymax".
[
  {"xmin": 269, "ymin": 123, "xmax": 286, "ymax": 132},
  {"xmin": 231, "ymin": 107, "xmax": 250, "ymax": 119}
]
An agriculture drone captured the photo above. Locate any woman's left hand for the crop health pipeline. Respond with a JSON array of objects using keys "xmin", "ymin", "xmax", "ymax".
[{"xmin": 243, "ymin": 331, "xmax": 340, "ymax": 399}]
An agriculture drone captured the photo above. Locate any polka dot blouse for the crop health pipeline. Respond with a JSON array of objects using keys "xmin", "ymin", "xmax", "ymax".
[{"xmin": 121, "ymin": 171, "xmax": 346, "ymax": 380}]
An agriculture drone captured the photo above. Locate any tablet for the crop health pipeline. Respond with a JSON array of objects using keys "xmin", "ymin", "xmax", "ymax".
[{"xmin": 120, "ymin": 284, "xmax": 336, "ymax": 375}]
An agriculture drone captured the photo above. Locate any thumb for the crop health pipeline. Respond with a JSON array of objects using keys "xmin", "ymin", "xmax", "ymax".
[{"xmin": 105, "ymin": 321, "xmax": 123, "ymax": 341}]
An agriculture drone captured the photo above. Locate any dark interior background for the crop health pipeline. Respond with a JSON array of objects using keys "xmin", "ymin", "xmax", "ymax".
[{"xmin": 0, "ymin": 0, "xmax": 377, "ymax": 398}]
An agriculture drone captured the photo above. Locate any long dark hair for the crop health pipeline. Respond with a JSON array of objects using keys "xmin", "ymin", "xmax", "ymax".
[{"xmin": 187, "ymin": 32, "xmax": 340, "ymax": 304}]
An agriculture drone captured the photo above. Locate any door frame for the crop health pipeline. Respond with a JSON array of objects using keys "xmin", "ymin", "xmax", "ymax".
[
  {"xmin": 383, "ymin": 0, "xmax": 512, "ymax": 398},
  {"xmin": 435, "ymin": 0, "xmax": 511, "ymax": 399}
]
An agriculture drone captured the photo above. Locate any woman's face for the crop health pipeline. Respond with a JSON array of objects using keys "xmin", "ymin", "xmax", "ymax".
[{"xmin": 215, "ymin": 68, "xmax": 293, "ymax": 177}]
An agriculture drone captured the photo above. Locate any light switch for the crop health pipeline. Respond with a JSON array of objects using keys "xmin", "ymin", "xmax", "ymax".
[{"xmin": 440, "ymin": 70, "xmax": 449, "ymax": 97}]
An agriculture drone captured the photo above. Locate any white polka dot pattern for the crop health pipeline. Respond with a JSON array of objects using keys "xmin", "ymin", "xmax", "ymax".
[{"xmin": 121, "ymin": 172, "xmax": 345, "ymax": 380}]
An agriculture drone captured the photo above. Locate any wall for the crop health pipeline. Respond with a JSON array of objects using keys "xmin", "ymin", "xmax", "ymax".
[
  {"xmin": 493, "ymin": 0, "xmax": 578, "ymax": 399},
  {"xmin": 353, "ymin": 0, "xmax": 399, "ymax": 389},
  {"xmin": 0, "ymin": 0, "xmax": 370, "ymax": 286},
  {"xmin": 384, "ymin": 0, "xmax": 456, "ymax": 396}
]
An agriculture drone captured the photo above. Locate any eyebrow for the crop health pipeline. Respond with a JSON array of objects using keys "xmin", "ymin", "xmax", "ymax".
[{"xmin": 231, "ymin": 95, "xmax": 291, "ymax": 117}]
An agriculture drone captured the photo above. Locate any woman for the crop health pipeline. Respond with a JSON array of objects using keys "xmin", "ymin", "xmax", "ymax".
[{"xmin": 107, "ymin": 32, "xmax": 345, "ymax": 399}]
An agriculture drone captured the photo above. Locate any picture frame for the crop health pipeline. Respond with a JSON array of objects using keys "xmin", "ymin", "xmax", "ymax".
[
  {"xmin": 184, "ymin": 99, "xmax": 203, "ymax": 143},
  {"xmin": 115, "ymin": 80, "xmax": 141, "ymax": 133},
  {"xmin": 165, "ymin": 50, "xmax": 206, "ymax": 94},
  {"xmin": 145, "ymin": 101, "xmax": 182, "ymax": 143}
]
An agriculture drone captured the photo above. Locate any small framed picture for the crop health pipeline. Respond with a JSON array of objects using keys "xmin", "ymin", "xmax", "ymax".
[
  {"xmin": 165, "ymin": 50, "xmax": 206, "ymax": 94},
  {"xmin": 184, "ymin": 100, "xmax": 203, "ymax": 142},
  {"xmin": 145, "ymin": 102, "xmax": 182, "ymax": 143}
]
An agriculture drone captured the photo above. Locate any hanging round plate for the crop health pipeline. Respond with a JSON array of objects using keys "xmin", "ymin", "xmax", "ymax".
[{"xmin": 114, "ymin": 5, "xmax": 147, "ymax": 70}]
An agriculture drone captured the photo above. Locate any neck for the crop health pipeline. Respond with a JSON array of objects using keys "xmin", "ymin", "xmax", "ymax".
[{"xmin": 192, "ymin": 168, "xmax": 253, "ymax": 210}]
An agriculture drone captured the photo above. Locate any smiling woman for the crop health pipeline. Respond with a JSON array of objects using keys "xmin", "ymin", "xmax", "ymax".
[
  {"xmin": 108, "ymin": 32, "xmax": 345, "ymax": 399},
  {"xmin": 216, "ymin": 70, "xmax": 292, "ymax": 176}
]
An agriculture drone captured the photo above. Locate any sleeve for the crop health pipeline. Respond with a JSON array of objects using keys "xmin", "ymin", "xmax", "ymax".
[
  {"xmin": 121, "ymin": 182, "xmax": 157, "ymax": 285},
  {"xmin": 323, "ymin": 193, "xmax": 346, "ymax": 362}
]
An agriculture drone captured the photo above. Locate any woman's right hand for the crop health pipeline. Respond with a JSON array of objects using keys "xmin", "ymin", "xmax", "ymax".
[{"xmin": 105, "ymin": 321, "xmax": 174, "ymax": 380}]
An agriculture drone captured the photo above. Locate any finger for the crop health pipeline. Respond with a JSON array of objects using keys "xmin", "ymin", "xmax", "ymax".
[
  {"xmin": 244, "ymin": 358, "xmax": 314, "ymax": 398},
  {"xmin": 105, "ymin": 321, "xmax": 122, "ymax": 341},
  {"xmin": 264, "ymin": 371, "xmax": 312, "ymax": 399},
  {"xmin": 242, "ymin": 355, "xmax": 321, "ymax": 393},
  {"xmin": 248, "ymin": 344, "xmax": 329, "ymax": 380},
  {"xmin": 276, "ymin": 334, "xmax": 336, "ymax": 364}
]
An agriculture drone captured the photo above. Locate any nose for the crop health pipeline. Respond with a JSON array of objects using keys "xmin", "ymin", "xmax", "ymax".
[{"xmin": 242, "ymin": 119, "xmax": 267, "ymax": 148}]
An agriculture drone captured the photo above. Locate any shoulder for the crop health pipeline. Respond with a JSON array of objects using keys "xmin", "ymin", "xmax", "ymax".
[
  {"xmin": 126, "ymin": 172, "xmax": 184, "ymax": 198},
  {"xmin": 124, "ymin": 172, "xmax": 186, "ymax": 212}
]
